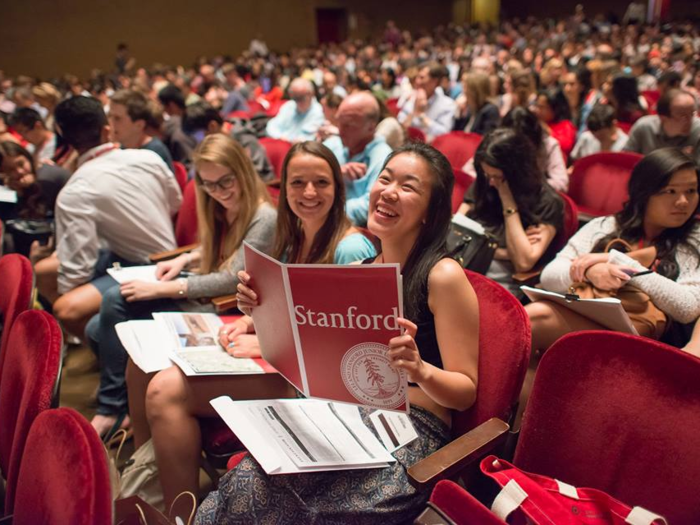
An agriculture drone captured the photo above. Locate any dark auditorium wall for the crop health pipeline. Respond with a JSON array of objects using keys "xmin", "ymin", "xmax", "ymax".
[
  {"xmin": 501, "ymin": 0, "xmax": 700, "ymax": 20},
  {"xmin": 1, "ymin": 0, "xmax": 452, "ymax": 78}
]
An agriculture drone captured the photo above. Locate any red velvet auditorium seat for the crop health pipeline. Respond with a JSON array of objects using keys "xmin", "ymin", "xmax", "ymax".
[
  {"xmin": 12, "ymin": 408, "xmax": 112, "ymax": 524},
  {"xmin": 0, "ymin": 254, "xmax": 34, "ymax": 377},
  {"xmin": 0, "ymin": 310, "xmax": 62, "ymax": 514}
]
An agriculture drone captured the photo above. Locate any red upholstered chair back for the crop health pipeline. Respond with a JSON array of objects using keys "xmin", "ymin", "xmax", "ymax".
[
  {"xmin": 453, "ymin": 271, "xmax": 531, "ymax": 437},
  {"xmin": 407, "ymin": 126, "xmax": 427, "ymax": 143},
  {"xmin": 431, "ymin": 131, "xmax": 483, "ymax": 171},
  {"xmin": 266, "ymin": 99, "xmax": 287, "ymax": 117},
  {"xmin": 247, "ymin": 100, "xmax": 267, "ymax": 116},
  {"xmin": 12, "ymin": 408, "xmax": 112, "ymax": 524},
  {"xmin": 0, "ymin": 219, "xmax": 3, "ymax": 256},
  {"xmin": 515, "ymin": 331, "xmax": 700, "ymax": 524},
  {"xmin": 0, "ymin": 254, "xmax": 33, "ymax": 376},
  {"xmin": 259, "ymin": 137, "xmax": 293, "ymax": 179},
  {"xmin": 568, "ymin": 152, "xmax": 642, "ymax": 218},
  {"xmin": 553, "ymin": 191, "xmax": 579, "ymax": 251},
  {"xmin": 175, "ymin": 179, "xmax": 199, "ymax": 246},
  {"xmin": 172, "ymin": 161, "xmax": 188, "ymax": 194},
  {"xmin": 616, "ymin": 121, "xmax": 633, "ymax": 134},
  {"xmin": 641, "ymin": 90, "xmax": 660, "ymax": 111},
  {"xmin": 0, "ymin": 310, "xmax": 62, "ymax": 513},
  {"xmin": 386, "ymin": 98, "xmax": 400, "ymax": 117},
  {"xmin": 452, "ymin": 169, "xmax": 474, "ymax": 213}
]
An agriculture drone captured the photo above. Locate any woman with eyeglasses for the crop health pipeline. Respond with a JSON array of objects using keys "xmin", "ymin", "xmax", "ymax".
[
  {"xmin": 124, "ymin": 141, "xmax": 376, "ymax": 509},
  {"xmin": 85, "ymin": 133, "xmax": 277, "ymax": 438}
]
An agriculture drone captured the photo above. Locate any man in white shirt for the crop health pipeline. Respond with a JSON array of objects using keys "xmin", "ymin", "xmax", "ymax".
[
  {"xmin": 35, "ymin": 96, "xmax": 181, "ymax": 340},
  {"xmin": 398, "ymin": 62, "xmax": 456, "ymax": 141}
]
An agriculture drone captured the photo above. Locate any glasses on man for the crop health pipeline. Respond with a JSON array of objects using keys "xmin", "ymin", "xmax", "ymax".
[
  {"xmin": 197, "ymin": 173, "xmax": 237, "ymax": 194},
  {"xmin": 290, "ymin": 92, "xmax": 310, "ymax": 103}
]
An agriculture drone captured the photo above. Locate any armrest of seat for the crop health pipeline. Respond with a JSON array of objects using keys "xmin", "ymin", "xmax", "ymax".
[
  {"xmin": 407, "ymin": 417, "xmax": 509, "ymax": 490},
  {"xmin": 266, "ymin": 179, "xmax": 281, "ymax": 188},
  {"xmin": 413, "ymin": 503, "xmax": 456, "ymax": 525},
  {"xmin": 149, "ymin": 243, "xmax": 199, "ymax": 263},
  {"xmin": 211, "ymin": 294, "xmax": 237, "ymax": 313}
]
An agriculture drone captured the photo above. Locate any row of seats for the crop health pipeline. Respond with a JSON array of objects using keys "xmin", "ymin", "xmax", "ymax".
[{"xmin": 2, "ymin": 253, "xmax": 699, "ymax": 522}]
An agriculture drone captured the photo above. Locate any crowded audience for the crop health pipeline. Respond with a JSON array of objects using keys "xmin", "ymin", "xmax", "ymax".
[{"xmin": 2, "ymin": 8, "xmax": 700, "ymax": 523}]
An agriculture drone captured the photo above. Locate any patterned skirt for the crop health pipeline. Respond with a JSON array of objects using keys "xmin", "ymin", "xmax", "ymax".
[{"xmin": 195, "ymin": 405, "xmax": 450, "ymax": 525}]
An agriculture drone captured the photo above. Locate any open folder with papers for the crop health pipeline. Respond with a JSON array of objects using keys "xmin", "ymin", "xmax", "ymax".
[
  {"xmin": 521, "ymin": 286, "xmax": 638, "ymax": 335},
  {"xmin": 244, "ymin": 243, "xmax": 409, "ymax": 412},
  {"xmin": 210, "ymin": 396, "xmax": 398, "ymax": 474},
  {"xmin": 116, "ymin": 312, "xmax": 276, "ymax": 376}
]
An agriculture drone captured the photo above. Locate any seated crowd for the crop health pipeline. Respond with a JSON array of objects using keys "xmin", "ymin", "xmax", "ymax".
[{"xmin": 2, "ymin": 9, "xmax": 700, "ymax": 523}]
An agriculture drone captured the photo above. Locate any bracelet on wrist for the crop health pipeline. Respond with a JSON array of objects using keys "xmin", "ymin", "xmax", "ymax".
[{"xmin": 503, "ymin": 207, "xmax": 518, "ymax": 216}]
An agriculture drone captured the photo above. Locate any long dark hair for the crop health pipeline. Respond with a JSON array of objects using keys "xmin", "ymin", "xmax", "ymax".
[
  {"xmin": 611, "ymin": 74, "xmax": 644, "ymax": 121},
  {"xmin": 538, "ymin": 87, "xmax": 572, "ymax": 123},
  {"xmin": 469, "ymin": 128, "xmax": 546, "ymax": 229},
  {"xmin": 0, "ymin": 141, "xmax": 46, "ymax": 219},
  {"xmin": 592, "ymin": 148, "xmax": 700, "ymax": 279},
  {"xmin": 272, "ymin": 141, "xmax": 350, "ymax": 264},
  {"xmin": 375, "ymin": 142, "xmax": 454, "ymax": 321},
  {"xmin": 502, "ymin": 107, "xmax": 544, "ymax": 152}
]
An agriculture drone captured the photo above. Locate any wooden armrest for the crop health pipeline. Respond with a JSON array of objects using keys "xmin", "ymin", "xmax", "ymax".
[
  {"xmin": 413, "ymin": 503, "xmax": 456, "ymax": 525},
  {"xmin": 211, "ymin": 294, "xmax": 237, "ymax": 313},
  {"xmin": 149, "ymin": 243, "xmax": 199, "ymax": 263},
  {"xmin": 266, "ymin": 179, "xmax": 281, "ymax": 188},
  {"xmin": 512, "ymin": 269, "xmax": 541, "ymax": 284},
  {"xmin": 407, "ymin": 417, "xmax": 509, "ymax": 490}
]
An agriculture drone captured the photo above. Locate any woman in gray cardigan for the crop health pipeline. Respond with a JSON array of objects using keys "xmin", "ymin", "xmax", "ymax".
[{"xmin": 86, "ymin": 133, "xmax": 277, "ymax": 438}]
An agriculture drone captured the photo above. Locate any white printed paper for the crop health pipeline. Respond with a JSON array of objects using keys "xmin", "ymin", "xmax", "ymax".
[
  {"xmin": 107, "ymin": 265, "xmax": 160, "ymax": 284},
  {"xmin": 117, "ymin": 313, "xmax": 265, "ymax": 376},
  {"xmin": 0, "ymin": 186, "xmax": 18, "ymax": 204},
  {"xmin": 211, "ymin": 397, "xmax": 395, "ymax": 474}
]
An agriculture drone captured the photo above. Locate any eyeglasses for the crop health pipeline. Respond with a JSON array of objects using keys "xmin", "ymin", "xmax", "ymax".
[
  {"xmin": 197, "ymin": 173, "xmax": 237, "ymax": 194},
  {"xmin": 291, "ymin": 93, "xmax": 310, "ymax": 103}
]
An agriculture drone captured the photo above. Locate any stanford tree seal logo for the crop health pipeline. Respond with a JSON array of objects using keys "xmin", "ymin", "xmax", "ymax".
[{"xmin": 341, "ymin": 342, "xmax": 406, "ymax": 409}]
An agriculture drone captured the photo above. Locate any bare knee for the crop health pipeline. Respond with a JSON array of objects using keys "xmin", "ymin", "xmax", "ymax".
[
  {"xmin": 525, "ymin": 301, "xmax": 556, "ymax": 327},
  {"xmin": 145, "ymin": 367, "xmax": 189, "ymax": 422},
  {"xmin": 53, "ymin": 294, "xmax": 92, "ymax": 325}
]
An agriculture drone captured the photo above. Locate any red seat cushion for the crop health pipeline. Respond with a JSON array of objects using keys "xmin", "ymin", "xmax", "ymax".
[
  {"xmin": 172, "ymin": 161, "xmax": 188, "ymax": 194},
  {"xmin": 516, "ymin": 331, "xmax": 700, "ymax": 524},
  {"xmin": 432, "ymin": 131, "xmax": 483, "ymax": 171},
  {"xmin": 0, "ymin": 254, "xmax": 33, "ymax": 376},
  {"xmin": 454, "ymin": 271, "xmax": 531, "ymax": 437},
  {"xmin": 0, "ymin": 310, "xmax": 62, "ymax": 513},
  {"xmin": 259, "ymin": 137, "xmax": 292, "ymax": 179},
  {"xmin": 568, "ymin": 152, "xmax": 643, "ymax": 218},
  {"xmin": 13, "ymin": 408, "xmax": 112, "ymax": 524},
  {"xmin": 175, "ymin": 179, "xmax": 199, "ymax": 246}
]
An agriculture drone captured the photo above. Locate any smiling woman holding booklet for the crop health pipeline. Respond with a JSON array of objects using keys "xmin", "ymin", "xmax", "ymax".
[
  {"xmin": 126, "ymin": 141, "xmax": 376, "ymax": 509},
  {"xmin": 526, "ymin": 148, "xmax": 700, "ymax": 353},
  {"xmin": 194, "ymin": 142, "xmax": 479, "ymax": 524}
]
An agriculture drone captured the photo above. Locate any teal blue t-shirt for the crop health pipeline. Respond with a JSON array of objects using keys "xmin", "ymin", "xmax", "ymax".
[{"xmin": 333, "ymin": 233, "xmax": 377, "ymax": 264}]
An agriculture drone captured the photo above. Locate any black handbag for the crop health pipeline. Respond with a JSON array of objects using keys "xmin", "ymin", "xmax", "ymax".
[
  {"xmin": 446, "ymin": 215, "xmax": 497, "ymax": 274},
  {"xmin": 5, "ymin": 219, "xmax": 54, "ymax": 256}
]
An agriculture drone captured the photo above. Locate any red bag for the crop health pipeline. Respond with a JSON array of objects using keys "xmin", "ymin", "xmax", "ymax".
[{"xmin": 480, "ymin": 456, "xmax": 667, "ymax": 525}]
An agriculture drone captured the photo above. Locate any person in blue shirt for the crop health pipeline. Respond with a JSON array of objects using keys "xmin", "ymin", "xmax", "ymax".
[
  {"xmin": 324, "ymin": 91, "xmax": 393, "ymax": 226},
  {"xmin": 265, "ymin": 78, "xmax": 325, "ymax": 142}
]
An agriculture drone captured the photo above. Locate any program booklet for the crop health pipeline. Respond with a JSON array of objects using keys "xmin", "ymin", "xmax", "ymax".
[
  {"xmin": 116, "ymin": 312, "xmax": 276, "ymax": 376},
  {"xmin": 521, "ymin": 286, "xmax": 638, "ymax": 335},
  {"xmin": 244, "ymin": 243, "xmax": 409, "ymax": 412}
]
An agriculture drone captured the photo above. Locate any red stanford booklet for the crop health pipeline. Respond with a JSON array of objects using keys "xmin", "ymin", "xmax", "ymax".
[{"xmin": 244, "ymin": 243, "xmax": 409, "ymax": 412}]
